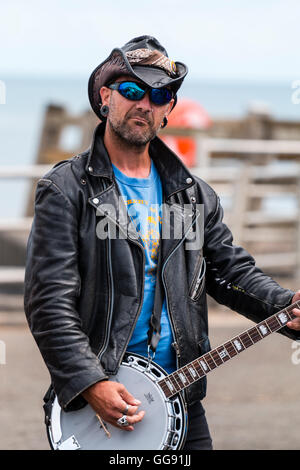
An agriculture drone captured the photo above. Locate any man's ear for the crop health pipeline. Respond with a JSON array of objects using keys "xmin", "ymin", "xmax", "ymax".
[
  {"xmin": 165, "ymin": 98, "xmax": 175, "ymax": 117},
  {"xmin": 99, "ymin": 86, "xmax": 111, "ymax": 106}
]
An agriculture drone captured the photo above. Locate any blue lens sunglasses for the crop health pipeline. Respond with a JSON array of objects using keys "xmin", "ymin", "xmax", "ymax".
[{"xmin": 108, "ymin": 81, "xmax": 173, "ymax": 106}]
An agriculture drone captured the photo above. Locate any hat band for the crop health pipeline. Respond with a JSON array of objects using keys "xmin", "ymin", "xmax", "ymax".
[{"xmin": 125, "ymin": 49, "xmax": 177, "ymax": 77}]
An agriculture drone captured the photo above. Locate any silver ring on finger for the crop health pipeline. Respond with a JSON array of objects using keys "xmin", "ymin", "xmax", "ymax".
[
  {"xmin": 123, "ymin": 404, "xmax": 130, "ymax": 415},
  {"xmin": 117, "ymin": 415, "xmax": 129, "ymax": 427}
]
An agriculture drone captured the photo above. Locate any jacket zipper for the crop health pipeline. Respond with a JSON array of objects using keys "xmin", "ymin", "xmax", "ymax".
[
  {"xmin": 97, "ymin": 234, "xmax": 146, "ymax": 367},
  {"xmin": 161, "ymin": 271, "xmax": 180, "ymax": 371},
  {"xmin": 161, "ymin": 211, "xmax": 200, "ymax": 370},
  {"xmin": 97, "ymin": 233, "xmax": 114, "ymax": 362},
  {"xmin": 116, "ymin": 237, "xmax": 146, "ymax": 368},
  {"xmin": 190, "ymin": 257, "xmax": 206, "ymax": 301}
]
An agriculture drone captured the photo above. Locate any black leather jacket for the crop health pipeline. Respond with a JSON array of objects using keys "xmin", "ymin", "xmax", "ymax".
[{"xmin": 24, "ymin": 122, "xmax": 299, "ymax": 411}]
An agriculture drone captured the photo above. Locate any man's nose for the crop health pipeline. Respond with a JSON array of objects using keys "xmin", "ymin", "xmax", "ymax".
[{"xmin": 135, "ymin": 91, "xmax": 152, "ymax": 111}]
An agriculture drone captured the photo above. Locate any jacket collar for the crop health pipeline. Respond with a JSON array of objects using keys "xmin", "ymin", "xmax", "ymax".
[{"xmin": 85, "ymin": 122, "xmax": 195, "ymax": 200}]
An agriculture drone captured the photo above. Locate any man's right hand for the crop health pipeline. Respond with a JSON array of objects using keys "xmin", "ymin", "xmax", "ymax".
[{"xmin": 81, "ymin": 380, "xmax": 145, "ymax": 432}]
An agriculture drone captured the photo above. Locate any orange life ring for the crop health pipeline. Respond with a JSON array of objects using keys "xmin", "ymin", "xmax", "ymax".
[{"xmin": 160, "ymin": 99, "xmax": 212, "ymax": 168}]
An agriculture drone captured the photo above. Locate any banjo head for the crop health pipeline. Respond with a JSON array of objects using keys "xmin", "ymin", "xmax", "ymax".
[{"xmin": 47, "ymin": 353, "xmax": 187, "ymax": 450}]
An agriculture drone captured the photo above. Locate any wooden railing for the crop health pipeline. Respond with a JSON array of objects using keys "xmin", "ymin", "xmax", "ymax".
[
  {"xmin": 1, "ymin": 138, "xmax": 300, "ymax": 286},
  {"xmin": 195, "ymin": 164, "xmax": 300, "ymax": 284}
]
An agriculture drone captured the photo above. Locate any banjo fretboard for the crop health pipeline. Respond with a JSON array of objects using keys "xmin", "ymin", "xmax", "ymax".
[{"xmin": 158, "ymin": 300, "xmax": 300, "ymax": 399}]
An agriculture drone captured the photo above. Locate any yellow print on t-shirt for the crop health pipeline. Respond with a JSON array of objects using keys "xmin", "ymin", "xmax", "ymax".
[{"xmin": 126, "ymin": 199, "xmax": 161, "ymax": 278}]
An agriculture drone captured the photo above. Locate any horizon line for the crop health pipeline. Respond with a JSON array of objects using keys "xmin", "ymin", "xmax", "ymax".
[{"xmin": 0, "ymin": 73, "xmax": 297, "ymax": 86}]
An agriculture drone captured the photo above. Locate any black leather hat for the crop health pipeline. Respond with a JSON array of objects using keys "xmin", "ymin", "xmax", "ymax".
[{"xmin": 88, "ymin": 35, "xmax": 188, "ymax": 120}]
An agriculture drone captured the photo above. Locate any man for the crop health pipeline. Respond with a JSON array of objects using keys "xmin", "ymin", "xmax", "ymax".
[{"xmin": 24, "ymin": 35, "xmax": 300, "ymax": 450}]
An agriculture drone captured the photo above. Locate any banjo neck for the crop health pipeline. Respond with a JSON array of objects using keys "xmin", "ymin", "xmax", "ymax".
[{"xmin": 158, "ymin": 300, "xmax": 300, "ymax": 399}]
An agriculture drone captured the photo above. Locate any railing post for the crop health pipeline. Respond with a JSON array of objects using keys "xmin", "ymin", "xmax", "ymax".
[
  {"xmin": 0, "ymin": 340, "xmax": 6, "ymax": 365},
  {"xmin": 195, "ymin": 136, "xmax": 210, "ymax": 167},
  {"xmin": 230, "ymin": 165, "xmax": 251, "ymax": 246}
]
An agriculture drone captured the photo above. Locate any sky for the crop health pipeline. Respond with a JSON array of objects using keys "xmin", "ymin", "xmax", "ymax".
[{"xmin": 0, "ymin": 0, "xmax": 299, "ymax": 82}]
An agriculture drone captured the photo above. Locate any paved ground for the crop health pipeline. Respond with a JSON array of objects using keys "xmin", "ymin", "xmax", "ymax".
[
  {"xmin": 204, "ymin": 312, "xmax": 300, "ymax": 450},
  {"xmin": 0, "ymin": 308, "xmax": 300, "ymax": 450}
]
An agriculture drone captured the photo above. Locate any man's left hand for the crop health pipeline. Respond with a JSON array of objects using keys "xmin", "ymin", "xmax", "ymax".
[{"xmin": 287, "ymin": 290, "xmax": 300, "ymax": 330}]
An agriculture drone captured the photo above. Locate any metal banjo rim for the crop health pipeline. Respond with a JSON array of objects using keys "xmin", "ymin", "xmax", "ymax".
[{"xmin": 47, "ymin": 352, "xmax": 187, "ymax": 450}]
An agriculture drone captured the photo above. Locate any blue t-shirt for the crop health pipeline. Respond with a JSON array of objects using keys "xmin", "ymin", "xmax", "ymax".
[{"xmin": 112, "ymin": 160, "xmax": 176, "ymax": 373}]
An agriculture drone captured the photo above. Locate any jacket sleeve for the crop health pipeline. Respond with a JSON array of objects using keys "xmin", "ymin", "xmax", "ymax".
[
  {"xmin": 203, "ymin": 193, "xmax": 300, "ymax": 341},
  {"xmin": 24, "ymin": 178, "xmax": 108, "ymax": 410}
]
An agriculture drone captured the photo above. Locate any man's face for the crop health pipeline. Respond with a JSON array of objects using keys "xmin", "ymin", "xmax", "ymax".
[{"xmin": 100, "ymin": 75, "xmax": 174, "ymax": 147}]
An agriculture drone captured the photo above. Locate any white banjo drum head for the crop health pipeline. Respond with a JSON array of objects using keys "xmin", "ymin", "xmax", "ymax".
[{"xmin": 48, "ymin": 354, "xmax": 186, "ymax": 450}]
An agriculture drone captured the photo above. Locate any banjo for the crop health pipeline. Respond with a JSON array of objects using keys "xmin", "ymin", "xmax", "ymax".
[{"xmin": 46, "ymin": 300, "xmax": 299, "ymax": 450}]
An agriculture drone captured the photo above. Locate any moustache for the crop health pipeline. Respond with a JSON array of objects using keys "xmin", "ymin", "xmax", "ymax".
[{"xmin": 126, "ymin": 112, "xmax": 153, "ymax": 125}]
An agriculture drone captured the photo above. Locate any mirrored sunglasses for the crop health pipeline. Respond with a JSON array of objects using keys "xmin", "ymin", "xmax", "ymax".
[{"xmin": 108, "ymin": 81, "xmax": 173, "ymax": 106}]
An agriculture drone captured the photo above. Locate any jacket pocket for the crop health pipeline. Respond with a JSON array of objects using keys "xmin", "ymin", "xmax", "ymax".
[{"xmin": 189, "ymin": 257, "xmax": 206, "ymax": 301}]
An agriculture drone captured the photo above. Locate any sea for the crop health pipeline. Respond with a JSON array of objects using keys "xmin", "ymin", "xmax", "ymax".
[{"xmin": 0, "ymin": 76, "xmax": 299, "ymax": 218}]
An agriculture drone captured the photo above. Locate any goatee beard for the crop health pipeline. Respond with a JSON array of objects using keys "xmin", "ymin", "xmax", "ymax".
[{"xmin": 108, "ymin": 115, "xmax": 157, "ymax": 148}]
